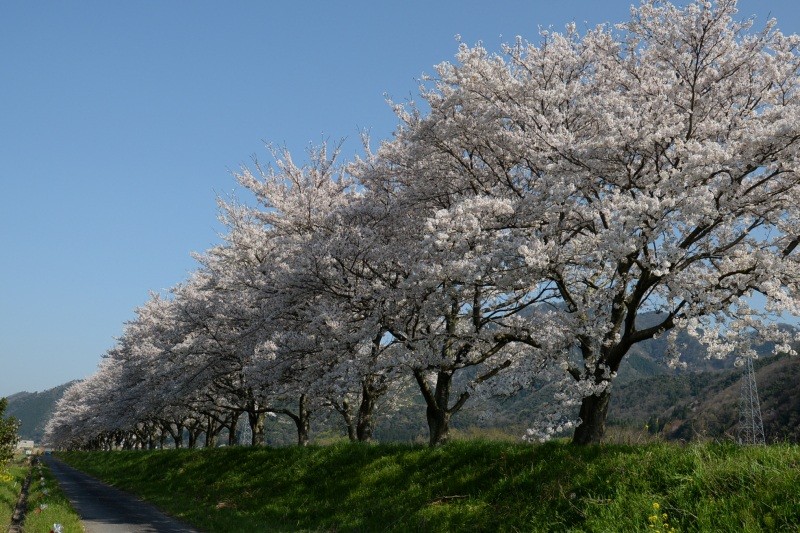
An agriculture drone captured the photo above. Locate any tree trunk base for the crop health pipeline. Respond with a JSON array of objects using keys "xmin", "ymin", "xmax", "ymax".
[{"xmin": 571, "ymin": 389, "xmax": 611, "ymax": 445}]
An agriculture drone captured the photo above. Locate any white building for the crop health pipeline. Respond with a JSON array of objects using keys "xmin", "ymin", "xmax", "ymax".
[{"xmin": 16, "ymin": 440, "xmax": 35, "ymax": 454}]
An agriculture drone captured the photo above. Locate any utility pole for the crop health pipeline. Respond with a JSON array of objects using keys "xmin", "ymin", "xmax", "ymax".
[{"xmin": 737, "ymin": 357, "xmax": 765, "ymax": 445}]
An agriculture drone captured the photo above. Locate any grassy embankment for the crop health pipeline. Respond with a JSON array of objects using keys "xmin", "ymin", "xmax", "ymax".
[
  {"xmin": 60, "ymin": 441, "xmax": 800, "ymax": 532},
  {"xmin": 0, "ymin": 456, "xmax": 27, "ymax": 527},
  {"xmin": 23, "ymin": 457, "xmax": 83, "ymax": 532},
  {"xmin": 1, "ymin": 454, "xmax": 82, "ymax": 532}
]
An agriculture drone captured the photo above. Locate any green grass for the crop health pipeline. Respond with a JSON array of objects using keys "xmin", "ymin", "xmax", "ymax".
[
  {"xmin": 59, "ymin": 441, "xmax": 800, "ymax": 532},
  {"xmin": 1, "ymin": 455, "xmax": 27, "ymax": 528},
  {"xmin": 2, "ymin": 454, "xmax": 83, "ymax": 532},
  {"xmin": 24, "ymin": 457, "xmax": 83, "ymax": 533}
]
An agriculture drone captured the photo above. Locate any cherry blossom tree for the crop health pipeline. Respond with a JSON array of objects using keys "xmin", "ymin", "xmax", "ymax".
[
  {"xmin": 372, "ymin": 0, "xmax": 800, "ymax": 444},
  {"xmin": 231, "ymin": 142, "xmax": 405, "ymax": 443},
  {"xmin": 348, "ymin": 138, "xmax": 573, "ymax": 445},
  {"xmin": 47, "ymin": 0, "xmax": 800, "ymax": 450}
]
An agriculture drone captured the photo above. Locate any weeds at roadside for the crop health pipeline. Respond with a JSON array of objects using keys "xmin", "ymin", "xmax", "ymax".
[
  {"xmin": 1, "ymin": 454, "xmax": 28, "ymax": 529},
  {"xmin": 21, "ymin": 458, "xmax": 82, "ymax": 533}
]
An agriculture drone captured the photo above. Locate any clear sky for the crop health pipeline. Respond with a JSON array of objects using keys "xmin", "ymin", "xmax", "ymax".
[{"xmin": 1, "ymin": 1, "xmax": 798, "ymax": 398}]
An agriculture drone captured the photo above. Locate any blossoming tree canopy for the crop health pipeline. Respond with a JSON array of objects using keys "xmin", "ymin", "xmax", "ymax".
[
  {"xmin": 44, "ymin": 0, "xmax": 800, "ymax": 450},
  {"xmin": 378, "ymin": 0, "xmax": 800, "ymax": 443}
]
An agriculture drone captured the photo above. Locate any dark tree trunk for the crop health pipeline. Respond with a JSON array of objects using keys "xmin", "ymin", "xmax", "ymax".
[
  {"xmin": 278, "ymin": 394, "xmax": 312, "ymax": 446},
  {"xmin": 414, "ymin": 370, "xmax": 455, "ymax": 446},
  {"xmin": 571, "ymin": 389, "xmax": 612, "ymax": 445},
  {"xmin": 354, "ymin": 336, "xmax": 388, "ymax": 442},
  {"xmin": 337, "ymin": 399, "xmax": 357, "ymax": 442},
  {"xmin": 166, "ymin": 423, "xmax": 184, "ymax": 448},
  {"xmin": 334, "ymin": 377, "xmax": 384, "ymax": 442},
  {"xmin": 356, "ymin": 380, "xmax": 379, "ymax": 442},
  {"xmin": 204, "ymin": 415, "xmax": 220, "ymax": 448},
  {"xmin": 295, "ymin": 394, "xmax": 311, "ymax": 446},
  {"xmin": 247, "ymin": 410, "xmax": 266, "ymax": 446},
  {"xmin": 345, "ymin": 422, "xmax": 357, "ymax": 441},
  {"xmin": 221, "ymin": 409, "xmax": 241, "ymax": 446},
  {"xmin": 426, "ymin": 403, "xmax": 451, "ymax": 447}
]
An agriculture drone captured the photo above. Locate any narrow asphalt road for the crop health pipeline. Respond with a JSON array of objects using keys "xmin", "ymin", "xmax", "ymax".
[{"xmin": 41, "ymin": 455, "xmax": 201, "ymax": 533}]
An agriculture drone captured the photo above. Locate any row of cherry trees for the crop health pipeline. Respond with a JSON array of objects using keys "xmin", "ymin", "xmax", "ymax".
[{"xmin": 46, "ymin": 0, "xmax": 800, "ymax": 449}]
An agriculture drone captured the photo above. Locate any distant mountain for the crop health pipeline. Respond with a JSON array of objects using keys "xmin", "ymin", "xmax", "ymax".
[
  {"xmin": 609, "ymin": 352, "xmax": 800, "ymax": 443},
  {"xmin": 600, "ymin": 317, "xmax": 797, "ymax": 442},
  {"xmin": 5, "ymin": 382, "xmax": 74, "ymax": 442},
  {"xmin": 442, "ymin": 320, "xmax": 799, "ymax": 443}
]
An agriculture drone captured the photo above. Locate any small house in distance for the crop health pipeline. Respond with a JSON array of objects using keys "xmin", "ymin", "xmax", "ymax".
[{"xmin": 16, "ymin": 439, "xmax": 35, "ymax": 455}]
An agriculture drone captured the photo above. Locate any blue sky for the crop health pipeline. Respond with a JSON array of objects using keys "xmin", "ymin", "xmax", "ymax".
[{"xmin": 1, "ymin": 1, "xmax": 799, "ymax": 397}]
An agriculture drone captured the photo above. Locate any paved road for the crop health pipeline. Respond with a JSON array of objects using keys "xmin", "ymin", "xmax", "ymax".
[{"xmin": 41, "ymin": 455, "xmax": 200, "ymax": 533}]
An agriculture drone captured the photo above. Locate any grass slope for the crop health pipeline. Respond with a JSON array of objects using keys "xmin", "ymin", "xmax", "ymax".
[
  {"xmin": 25, "ymin": 458, "xmax": 83, "ymax": 533},
  {"xmin": 60, "ymin": 441, "xmax": 800, "ymax": 532},
  {"xmin": 1, "ymin": 458, "xmax": 26, "ymax": 528},
  {"xmin": 1, "ymin": 455, "xmax": 83, "ymax": 532}
]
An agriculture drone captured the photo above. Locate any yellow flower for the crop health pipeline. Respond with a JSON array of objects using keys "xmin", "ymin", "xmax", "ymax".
[{"xmin": 653, "ymin": 502, "xmax": 660, "ymax": 511}]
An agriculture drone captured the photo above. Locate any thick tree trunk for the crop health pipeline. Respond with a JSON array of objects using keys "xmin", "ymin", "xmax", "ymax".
[
  {"xmin": 247, "ymin": 410, "xmax": 266, "ymax": 446},
  {"xmin": 166, "ymin": 423, "xmax": 184, "ymax": 448},
  {"xmin": 204, "ymin": 416, "xmax": 220, "ymax": 448},
  {"xmin": 415, "ymin": 370, "xmax": 455, "ymax": 446},
  {"xmin": 337, "ymin": 399, "xmax": 357, "ymax": 442},
  {"xmin": 356, "ymin": 379, "xmax": 380, "ymax": 442},
  {"xmin": 356, "ymin": 403, "xmax": 375, "ymax": 442},
  {"xmin": 355, "ymin": 336, "xmax": 388, "ymax": 442},
  {"xmin": 571, "ymin": 389, "xmax": 612, "ymax": 445},
  {"xmin": 278, "ymin": 395, "xmax": 312, "ymax": 446},
  {"xmin": 426, "ymin": 404, "xmax": 451, "ymax": 446},
  {"xmin": 335, "ymin": 378, "xmax": 382, "ymax": 442}
]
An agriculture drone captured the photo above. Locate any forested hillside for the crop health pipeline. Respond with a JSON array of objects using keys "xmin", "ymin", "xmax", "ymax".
[
  {"xmin": 610, "ymin": 352, "xmax": 800, "ymax": 443},
  {"xmin": 6, "ymin": 383, "xmax": 74, "ymax": 442}
]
